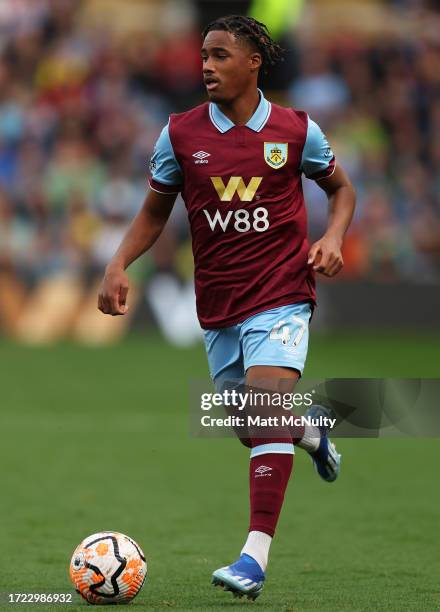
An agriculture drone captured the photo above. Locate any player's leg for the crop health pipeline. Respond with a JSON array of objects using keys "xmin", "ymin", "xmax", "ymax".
[
  {"xmin": 245, "ymin": 365, "xmax": 297, "ymax": 568},
  {"xmin": 205, "ymin": 325, "xmax": 279, "ymax": 599},
  {"xmin": 211, "ymin": 302, "xmax": 342, "ymax": 598},
  {"xmin": 212, "ymin": 364, "xmax": 296, "ymax": 600},
  {"xmin": 213, "ymin": 303, "xmax": 310, "ymax": 600},
  {"xmin": 233, "ymin": 307, "xmax": 310, "ymax": 595}
]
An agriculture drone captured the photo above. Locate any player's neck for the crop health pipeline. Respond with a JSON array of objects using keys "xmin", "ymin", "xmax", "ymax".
[{"xmin": 216, "ymin": 88, "xmax": 260, "ymax": 127}]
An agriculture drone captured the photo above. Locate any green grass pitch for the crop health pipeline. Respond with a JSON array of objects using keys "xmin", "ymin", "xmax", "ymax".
[{"xmin": 0, "ymin": 332, "xmax": 439, "ymax": 611}]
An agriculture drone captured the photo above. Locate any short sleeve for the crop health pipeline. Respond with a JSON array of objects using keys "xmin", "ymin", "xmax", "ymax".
[
  {"xmin": 300, "ymin": 116, "xmax": 336, "ymax": 180},
  {"xmin": 148, "ymin": 122, "xmax": 183, "ymax": 194}
]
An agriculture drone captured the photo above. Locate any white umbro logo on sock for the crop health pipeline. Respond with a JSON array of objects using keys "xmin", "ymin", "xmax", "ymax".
[
  {"xmin": 193, "ymin": 151, "xmax": 210, "ymax": 164},
  {"xmin": 255, "ymin": 465, "xmax": 272, "ymax": 475}
]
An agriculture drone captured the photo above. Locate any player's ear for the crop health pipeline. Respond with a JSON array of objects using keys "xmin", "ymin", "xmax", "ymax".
[{"xmin": 249, "ymin": 52, "xmax": 262, "ymax": 73}]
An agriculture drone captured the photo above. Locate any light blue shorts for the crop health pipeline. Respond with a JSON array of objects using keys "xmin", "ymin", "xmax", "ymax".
[{"xmin": 203, "ymin": 302, "xmax": 313, "ymax": 391}]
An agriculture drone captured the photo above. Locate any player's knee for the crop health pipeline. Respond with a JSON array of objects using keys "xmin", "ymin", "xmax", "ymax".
[{"xmin": 237, "ymin": 436, "xmax": 252, "ymax": 448}]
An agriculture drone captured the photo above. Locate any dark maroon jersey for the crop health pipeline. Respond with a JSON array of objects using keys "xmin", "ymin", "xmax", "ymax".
[{"xmin": 149, "ymin": 91, "xmax": 335, "ymax": 329}]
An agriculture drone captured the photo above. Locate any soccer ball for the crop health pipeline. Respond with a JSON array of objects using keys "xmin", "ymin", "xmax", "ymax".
[{"xmin": 69, "ymin": 531, "xmax": 147, "ymax": 605}]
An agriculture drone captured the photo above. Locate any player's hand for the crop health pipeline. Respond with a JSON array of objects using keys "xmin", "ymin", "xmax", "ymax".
[
  {"xmin": 307, "ymin": 235, "xmax": 344, "ymax": 277},
  {"xmin": 98, "ymin": 265, "xmax": 129, "ymax": 316}
]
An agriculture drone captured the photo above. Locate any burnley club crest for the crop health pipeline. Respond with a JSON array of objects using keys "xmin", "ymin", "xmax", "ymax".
[{"xmin": 264, "ymin": 142, "xmax": 288, "ymax": 169}]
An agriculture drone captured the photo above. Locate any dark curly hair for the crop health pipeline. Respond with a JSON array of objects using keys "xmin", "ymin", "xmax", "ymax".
[{"xmin": 202, "ymin": 15, "xmax": 284, "ymax": 73}]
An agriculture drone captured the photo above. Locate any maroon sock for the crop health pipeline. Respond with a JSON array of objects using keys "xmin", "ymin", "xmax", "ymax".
[{"xmin": 249, "ymin": 441, "xmax": 294, "ymax": 537}]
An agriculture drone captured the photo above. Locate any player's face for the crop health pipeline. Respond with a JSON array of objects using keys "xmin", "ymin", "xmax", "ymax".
[{"xmin": 201, "ymin": 30, "xmax": 261, "ymax": 104}]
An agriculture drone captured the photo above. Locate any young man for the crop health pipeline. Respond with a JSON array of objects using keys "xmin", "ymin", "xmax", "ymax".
[{"xmin": 98, "ymin": 15, "xmax": 355, "ymax": 601}]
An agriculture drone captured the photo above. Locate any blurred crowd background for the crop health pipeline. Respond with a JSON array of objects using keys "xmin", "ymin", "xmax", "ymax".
[{"xmin": 0, "ymin": 0, "xmax": 439, "ymax": 344}]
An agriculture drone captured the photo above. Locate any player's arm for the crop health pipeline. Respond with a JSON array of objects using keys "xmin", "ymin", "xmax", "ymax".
[
  {"xmin": 308, "ymin": 164, "xmax": 355, "ymax": 277},
  {"xmin": 98, "ymin": 190, "xmax": 177, "ymax": 315},
  {"xmin": 300, "ymin": 116, "xmax": 356, "ymax": 277},
  {"xmin": 98, "ymin": 121, "xmax": 182, "ymax": 315}
]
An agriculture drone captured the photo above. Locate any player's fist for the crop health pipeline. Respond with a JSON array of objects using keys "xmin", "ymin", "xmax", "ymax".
[
  {"xmin": 307, "ymin": 235, "xmax": 344, "ymax": 277},
  {"xmin": 98, "ymin": 265, "xmax": 129, "ymax": 316}
]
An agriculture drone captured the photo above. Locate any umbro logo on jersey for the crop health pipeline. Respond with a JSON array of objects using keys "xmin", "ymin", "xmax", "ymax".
[
  {"xmin": 255, "ymin": 465, "xmax": 272, "ymax": 476},
  {"xmin": 193, "ymin": 150, "xmax": 210, "ymax": 159},
  {"xmin": 193, "ymin": 150, "xmax": 210, "ymax": 164}
]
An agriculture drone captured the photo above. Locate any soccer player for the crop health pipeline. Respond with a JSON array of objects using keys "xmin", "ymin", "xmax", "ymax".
[{"xmin": 98, "ymin": 15, "xmax": 355, "ymax": 600}]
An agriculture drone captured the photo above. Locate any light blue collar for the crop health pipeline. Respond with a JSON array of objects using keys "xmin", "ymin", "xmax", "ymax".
[{"xmin": 209, "ymin": 89, "xmax": 271, "ymax": 133}]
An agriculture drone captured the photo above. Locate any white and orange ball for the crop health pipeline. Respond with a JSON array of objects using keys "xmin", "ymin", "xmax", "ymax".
[{"xmin": 69, "ymin": 532, "xmax": 147, "ymax": 605}]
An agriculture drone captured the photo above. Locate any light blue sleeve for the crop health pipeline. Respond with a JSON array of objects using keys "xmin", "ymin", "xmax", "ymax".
[
  {"xmin": 300, "ymin": 116, "xmax": 335, "ymax": 179},
  {"xmin": 149, "ymin": 122, "xmax": 182, "ymax": 187}
]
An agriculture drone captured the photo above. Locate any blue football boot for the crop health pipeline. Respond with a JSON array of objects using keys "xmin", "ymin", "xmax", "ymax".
[
  {"xmin": 305, "ymin": 404, "xmax": 341, "ymax": 482},
  {"xmin": 212, "ymin": 553, "xmax": 265, "ymax": 600}
]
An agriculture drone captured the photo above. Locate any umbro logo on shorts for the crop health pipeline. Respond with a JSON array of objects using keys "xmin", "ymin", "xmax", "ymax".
[{"xmin": 193, "ymin": 151, "xmax": 210, "ymax": 164}]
